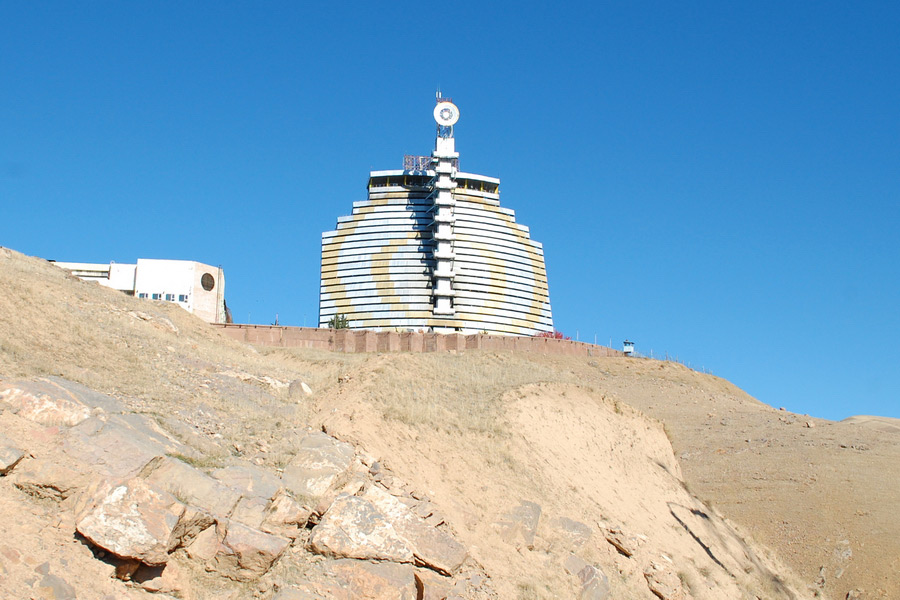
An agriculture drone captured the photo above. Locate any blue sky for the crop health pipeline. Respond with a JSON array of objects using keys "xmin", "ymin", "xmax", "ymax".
[{"xmin": 2, "ymin": 2, "xmax": 898, "ymax": 420}]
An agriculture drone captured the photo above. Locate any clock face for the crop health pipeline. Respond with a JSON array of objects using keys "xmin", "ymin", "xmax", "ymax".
[{"xmin": 433, "ymin": 101, "xmax": 459, "ymax": 126}]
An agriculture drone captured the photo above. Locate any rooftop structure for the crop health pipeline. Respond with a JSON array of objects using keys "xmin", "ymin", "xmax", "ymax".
[
  {"xmin": 53, "ymin": 258, "xmax": 228, "ymax": 324},
  {"xmin": 319, "ymin": 96, "xmax": 553, "ymax": 335}
]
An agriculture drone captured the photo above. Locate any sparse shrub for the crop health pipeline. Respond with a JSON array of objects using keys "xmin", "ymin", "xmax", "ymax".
[{"xmin": 328, "ymin": 313, "xmax": 350, "ymax": 329}]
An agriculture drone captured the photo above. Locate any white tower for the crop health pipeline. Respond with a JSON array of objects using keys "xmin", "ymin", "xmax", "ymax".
[{"xmin": 430, "ymin": 94, "xmax": 460, "ymax": 320}]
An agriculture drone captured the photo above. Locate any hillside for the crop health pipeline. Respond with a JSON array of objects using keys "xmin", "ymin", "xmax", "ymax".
[{"xmin": 0, "ymin": 246, "xmax": 893, "ymax": 599}]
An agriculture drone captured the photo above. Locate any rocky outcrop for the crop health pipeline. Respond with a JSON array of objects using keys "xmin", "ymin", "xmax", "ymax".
[{"xmin": 2, "ymin": 378, "xmax": 465, "ymax": 593}]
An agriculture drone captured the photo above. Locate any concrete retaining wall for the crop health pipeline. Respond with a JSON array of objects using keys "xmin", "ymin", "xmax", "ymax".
[{"xmin": 213, "ymin": 324, "xmax": 623, "ymax": 358}]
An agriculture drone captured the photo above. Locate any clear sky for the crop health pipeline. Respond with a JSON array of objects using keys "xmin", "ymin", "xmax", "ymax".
[{"xmin": 2, "ymin": 2, "xmax": 898, "ymax": 421}]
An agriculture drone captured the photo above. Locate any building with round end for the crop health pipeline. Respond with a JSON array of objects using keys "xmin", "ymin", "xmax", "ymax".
[{"xmin": 319, "ymin": 96, "xmax": 553, "ymax": 336}]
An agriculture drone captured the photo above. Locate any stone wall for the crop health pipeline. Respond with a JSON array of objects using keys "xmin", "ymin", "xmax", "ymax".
[{"xmin": 213, "ymin": 324, "xmax": 623, "ymax": 357}]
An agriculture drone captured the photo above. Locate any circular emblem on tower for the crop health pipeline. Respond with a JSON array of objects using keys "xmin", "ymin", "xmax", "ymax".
[{"xmin": 434, "ymin": 101, "xmax": 460, "ymax": 126}]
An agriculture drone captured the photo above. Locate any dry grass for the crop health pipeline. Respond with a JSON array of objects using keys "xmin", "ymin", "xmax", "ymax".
[{"xmin": 353, "ymin": 351, "xmax": 590, "ymax": 435}]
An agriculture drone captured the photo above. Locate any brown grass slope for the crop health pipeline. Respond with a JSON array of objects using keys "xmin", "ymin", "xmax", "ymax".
[{"xmin": 0, "ymin": 246, "xmax": 890, "ymax": 599}]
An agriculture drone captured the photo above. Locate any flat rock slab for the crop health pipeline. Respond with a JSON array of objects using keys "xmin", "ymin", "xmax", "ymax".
[
  {"xmin": 140, "ymin": 456, "xmax": 241, "ymax": 519},
  {"xmin": 34, "ymin": 572, "xmax": 77, "ymax": 600},
  {"xmin": 565, "ymin": 554, "xmax": 610, "ymax": 600},
  {"xmin": 1, "ymin": 380, "xmax": 89, "ymax": 427},
  {"xmin": 282, "ymin": 432, "xmax": 355, "ymax": 499},
  {"xmin": 64, "ymin": 414, "xmax": 197, "ymax": 480},
  {"xmin": 116, "ymin": 413, "xmax": 199, "ymax": 457},
  {"xmin": 0, "ymin": 377, "xmax": 126, "ymax": 429},
  {"xmin": 552, "ymin": 516, "xmax": 593, "ymax": 549},
  {"xmin": 495, "ymin": 500, "xmax": 541, "ymax": 550},
  {"xmin": 328, "ymin": 559, "xmax": 419, "ymax": 600},
  {"xmin": 308, "ymin": 493, "xmax": 415, "ymax": 563},
  {"xmin": 214, "ymin": 521, "xmax": 290, "ymax": 581},
  {"xmin": 76, "ymin": 478, "xmax": 185, "ymax": 566},
  {"xmin": 212, "ymin": 464, "xmax": 283, "ymax": 500}
]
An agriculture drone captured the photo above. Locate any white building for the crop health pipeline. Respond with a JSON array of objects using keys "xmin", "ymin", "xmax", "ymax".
[{"xmin": 53, "ymin": 259, "xmax": 228, "ymax": 324}]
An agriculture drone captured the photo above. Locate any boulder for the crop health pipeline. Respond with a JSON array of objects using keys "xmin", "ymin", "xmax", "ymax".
[
  {"xmin": 139, "ymin": 455, "xmax": 241, "ymax": 518},
  {"xmin": 288, "ymin": 380, "xmax": 313, "ymax": 398},
  {"xmin": 214, "ymin": 521, "xmax": 290, "ymax": 581},
  {"xmin": 308, "ymin": 493, "xmax": 415, "ymax": 563},
  {"xmin": 362, "ymin": 485, "xmax": 467, "ymax": 575},
  {"xmin": 494, "ymin": 500, "xmax": 541, "ymax": 550},
  {"xmin": 328, "ymin": 559, "xmax": 419, "ymax": 600},
  {"xmin": 282, "ymin": 432, "xmax": 355, "ymax": 499},
  {"xmin": 76, "ymin": 478, "xmax": 186, "ymax": 566}
]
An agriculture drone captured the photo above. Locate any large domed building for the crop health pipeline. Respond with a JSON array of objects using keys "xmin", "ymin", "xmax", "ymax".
[{"xmin": 319, "ymin": 96, "xmax": 553, "ymax": 336}]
